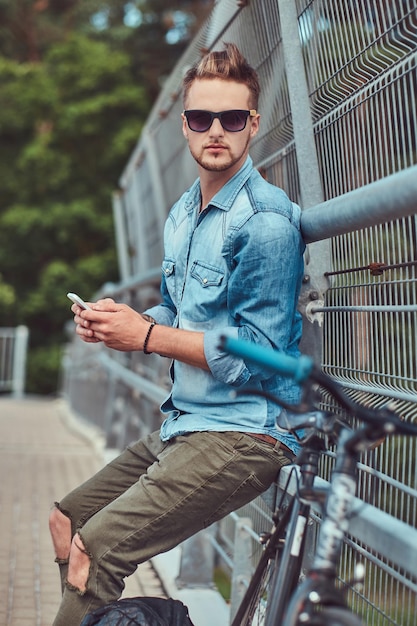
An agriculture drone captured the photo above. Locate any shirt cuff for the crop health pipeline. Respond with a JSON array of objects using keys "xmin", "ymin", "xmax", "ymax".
[
  {"xmin": 204, "ymin": 328, "xmax": 251, "ymax": 387},
  {"xmin": 143, "ymin": 305, "xmax": 176, "ymax": 328}
]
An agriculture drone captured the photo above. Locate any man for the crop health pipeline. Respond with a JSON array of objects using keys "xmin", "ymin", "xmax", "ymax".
[{"xmin": 49, "ymin": 43, "xmax": 305, "ymax": 625}]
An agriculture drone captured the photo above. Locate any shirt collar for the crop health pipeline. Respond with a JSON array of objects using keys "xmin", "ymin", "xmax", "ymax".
[{"xmin": 185, "ymin": 156, "xmax": 253, "ymax": 213}]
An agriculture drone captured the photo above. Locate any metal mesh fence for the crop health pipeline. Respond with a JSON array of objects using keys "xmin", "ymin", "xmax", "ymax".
[{"xmin": 62, "ymin": 1, "xmax": 417, "ymax": 623}]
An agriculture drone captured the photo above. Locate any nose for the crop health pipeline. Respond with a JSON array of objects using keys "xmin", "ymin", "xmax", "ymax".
[{"xmin": 209, "ymin": 116, "xmax": 224, "ymax": 136}]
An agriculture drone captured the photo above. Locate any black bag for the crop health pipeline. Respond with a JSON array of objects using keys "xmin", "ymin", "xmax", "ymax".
[{"xmin": 80, "ymin": 596, "xmax": 195, "ymax": 626}]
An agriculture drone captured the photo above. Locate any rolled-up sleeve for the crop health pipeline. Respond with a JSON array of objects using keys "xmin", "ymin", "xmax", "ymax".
[
  {"xmin": 204, "ymin": 326, "xmax": 251, "ymax": 387},
  {"xmin": 144, "ymin": 304, "xmax": 176, "ymax": 327},
  {"xmin": 143, "ymin": 271, "xmax": 177, "ymax": 327},
  {"xmin": 204, "ymin": 210, "xmax": 304, "ymax": 387}
]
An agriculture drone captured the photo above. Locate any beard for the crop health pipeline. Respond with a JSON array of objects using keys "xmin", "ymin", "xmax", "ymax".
[{"xmin": 189, "ymin": 134, "xmax": 251, "ymax": 173}]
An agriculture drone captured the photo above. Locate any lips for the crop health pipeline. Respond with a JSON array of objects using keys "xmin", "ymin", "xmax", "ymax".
[{"xmin": 205, "ymin": 144, "xmax": 227, "ymax": 152}]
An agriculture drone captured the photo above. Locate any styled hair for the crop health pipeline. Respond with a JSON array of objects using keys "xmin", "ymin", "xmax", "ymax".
[{"xmin": 182, "ymin": 43, "xmax": 260, "ymax": 108}]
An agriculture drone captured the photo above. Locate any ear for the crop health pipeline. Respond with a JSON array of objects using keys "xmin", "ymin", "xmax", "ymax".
[
  {"xmin": 249, "ymin": 113, "xmax": 260, "ymax": 138},
  {"xmin": 181, "ymin": 113, "xmax": 188, "ymax": 139}
]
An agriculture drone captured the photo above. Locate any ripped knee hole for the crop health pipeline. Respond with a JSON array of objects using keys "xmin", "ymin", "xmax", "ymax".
[
  {"xmin": 73, "ymin": 537, "xmax": 89, "ymax": 556},
  {"xmin": 67, "ymin": 534, "xmax": 91, "ymax": 593}
]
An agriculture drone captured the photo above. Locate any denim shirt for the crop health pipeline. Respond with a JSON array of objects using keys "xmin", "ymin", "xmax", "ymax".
[{"xmin": 145, "ymin": 157, "xmax": 305, "ymax": 454}]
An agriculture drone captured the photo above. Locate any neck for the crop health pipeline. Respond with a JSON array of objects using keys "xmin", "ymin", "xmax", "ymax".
[
  {"xmin": 199, "ymin": 174, "xmax": 227, "ymax": 210},
  {"xmin": 198, "ymin": 158, "xmax": 246, "ymax": 210}
]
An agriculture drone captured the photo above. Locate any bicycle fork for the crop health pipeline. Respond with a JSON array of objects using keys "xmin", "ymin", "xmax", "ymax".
[
  {"xmin": 282, "ymin": 428, "xmax": 361, "ymax": 625},
  {"xmin": 265, "ymin": 438, "xmax": 324, "ymax": 626}
]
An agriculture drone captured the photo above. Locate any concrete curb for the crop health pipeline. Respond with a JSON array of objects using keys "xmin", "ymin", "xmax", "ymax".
[{"xmin": 152, "ymin": 549, "xmax": 230, "ymax": 626}]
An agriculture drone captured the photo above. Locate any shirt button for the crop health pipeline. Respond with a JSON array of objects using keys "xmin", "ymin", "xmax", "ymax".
[{"xmin": 203, "ymin": 278, "xmax": 208, "ymax": 284}]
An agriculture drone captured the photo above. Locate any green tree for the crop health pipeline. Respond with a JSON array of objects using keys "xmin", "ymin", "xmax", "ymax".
[
  {"xmin": 0, "ymin": 1, "xmax": 214, "ymax": 100},
  {"xmin": 70, "ymin": 0, "xmax": 214, "ymax": 103},
  {"xmin": 0, "ymin": 34, "xmax": 148, "ymax": 393},
  {"xmin": 0, "ymin": 1, "xmax": 214, "ymax": 394}
]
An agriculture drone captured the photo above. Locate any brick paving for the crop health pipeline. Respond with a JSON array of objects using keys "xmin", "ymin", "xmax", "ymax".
[{"xmin": 0, "ymin": 397, "xmax": 165, "ymax": 626}]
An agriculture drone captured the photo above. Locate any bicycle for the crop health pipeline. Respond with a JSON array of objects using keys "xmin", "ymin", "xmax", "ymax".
[{"xmin": 220, "ymin": 335, "xmax": 417, "ymax": 626}]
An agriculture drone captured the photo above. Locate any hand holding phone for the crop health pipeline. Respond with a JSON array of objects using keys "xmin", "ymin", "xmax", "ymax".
[{"xmin": 67, "ymin": 292, "xmax": 92, "ymax": 310}]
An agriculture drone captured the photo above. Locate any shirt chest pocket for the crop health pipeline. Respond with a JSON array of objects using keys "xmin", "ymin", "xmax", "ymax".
[{"xmin": 190, "ymin": 261, "xmax": 225, "ymax": 288}]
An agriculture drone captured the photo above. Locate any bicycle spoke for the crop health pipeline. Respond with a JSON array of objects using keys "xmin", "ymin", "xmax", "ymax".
[{"xmin": 241, "ymin": 557, "xmax": 275, "ymax": 625}]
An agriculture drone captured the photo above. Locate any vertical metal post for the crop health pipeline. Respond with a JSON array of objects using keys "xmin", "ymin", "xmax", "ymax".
[
  {"xmin": 103, "ymin": 370, "xmax": 117, "ymax": 447},
  {"xmin": 12, "ymin": 325, "xmax": 29, "ymax": 398},
  {"xmin": 130, "ymin": 173, "xmax": 150, "ymax": 274},
  {"xmin": 229, "ymin": 517, "xmax": 253, "ymax": 622},
  {"xmin": 112, "ymin": 192, "xmax": 131, "ymax": 282},
  {"xmin": 277, "ymin": 0, "xmax": 323, "ymax": 208},
  {"xmin": 143, "ymin": 130, "xmax": 169, "ymax": 239},
  {"xmin": 277, "ymin": 0, "xmax": 331, "ymax": 363}
]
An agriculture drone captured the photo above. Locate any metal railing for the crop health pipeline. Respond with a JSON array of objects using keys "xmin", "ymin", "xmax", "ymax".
[
  {"xmin": 61, "ymin": 1, "xmax": 417, "ymax": 624},
  {"xmin": 0, "ymin": 326, "xmax": 29, "ymax": 397}
]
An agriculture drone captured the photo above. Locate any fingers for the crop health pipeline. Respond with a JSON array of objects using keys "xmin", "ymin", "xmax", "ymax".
[
  {"xmin": 72, "ymin": 303, "xmax": 123, "ymax": 333},
  {"xmin": 71, "ymin": 303, "xmax": 87, "ymax": 315},
  {"xmin": 73, "ymin": 310, "xmax": 92, "ymax": 329},
  {"xmin": 70, "ymin": 300, "xmax": 141, "ymax": 349},
  {"xmin": 75, "ymin": 322, "xmax": 99, "ymax": 342},
  {"xmin": 72, "ymin": 301, "xmax": 120, "ymax": 344},
  {"xmin": 72, "ymin": 307, "xmax": 99, "ymax": 343},
  {"xmin": 70, "ymin": 298, "xmax": 116, "ymax": 315},
  {"xmin": 92, "ymin": 298, "xmax": 118, "ymax": 311}
]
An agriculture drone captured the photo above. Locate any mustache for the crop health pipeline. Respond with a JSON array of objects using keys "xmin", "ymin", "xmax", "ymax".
[{"xmin": 204, "ymin": 141, "xmax": 229, "ymax": 148}]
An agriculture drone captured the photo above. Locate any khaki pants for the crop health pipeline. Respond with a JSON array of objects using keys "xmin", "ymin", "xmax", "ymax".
[{"xmin": 53, "ymin": 430, "xmax": 292, "ymax": 625}]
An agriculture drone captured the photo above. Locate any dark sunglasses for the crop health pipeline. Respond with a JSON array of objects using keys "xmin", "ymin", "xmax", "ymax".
[{"xmin": 183, "ymin": 109, "xmax": 257, "ymax": 133}]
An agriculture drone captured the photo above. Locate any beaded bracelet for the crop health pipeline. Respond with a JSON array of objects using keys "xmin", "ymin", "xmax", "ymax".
[{"xmin": 143, "ymin": 321, "xmax": 156, "ymax": 355}]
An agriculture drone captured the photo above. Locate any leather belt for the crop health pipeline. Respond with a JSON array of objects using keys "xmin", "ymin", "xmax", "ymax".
[{"xmin": 247, "ymin": 433, "xmax": 293, "ymax": 456}]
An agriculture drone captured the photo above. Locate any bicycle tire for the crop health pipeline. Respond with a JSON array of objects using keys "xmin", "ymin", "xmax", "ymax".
[
  {"xmin": 237, "ymin": 550, "xmax": 276, "ymax": 626},
  {"xmin": 232, "ymin": 494, "xmax": 312, "ymax": 626},
  {"xmin": 308, "ymin": 607, "xmax": 364, "ymax": 626},
  {"xmin": 231, "ymin": 498, "xmax": 295, "ymax": 626}
]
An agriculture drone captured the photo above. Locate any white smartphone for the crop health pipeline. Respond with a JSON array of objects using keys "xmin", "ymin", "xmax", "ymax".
[{"xmin": 67, "ymin": 292, "xmax": 92, "ymax": 310}]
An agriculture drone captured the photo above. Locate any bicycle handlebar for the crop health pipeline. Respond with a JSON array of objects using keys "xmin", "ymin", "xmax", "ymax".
[
  {"xmin": 221, "ymin": 335, "xmax": 314, "ymax": 383},
  {"xmin": 220, "ymin": 335, "xmax": 417, "ymax": 436}
]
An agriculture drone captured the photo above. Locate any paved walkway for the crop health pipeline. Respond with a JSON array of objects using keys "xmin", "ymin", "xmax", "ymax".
[{"xmin": 0, "ymin": 397, "xmax": 165, "ymax": 626}]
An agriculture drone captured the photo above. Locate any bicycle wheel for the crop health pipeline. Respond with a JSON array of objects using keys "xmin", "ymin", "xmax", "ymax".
[
  {"xmin": 309, "ymin": 607, "xmax": 364, "ymax": 626},
  {"xmin": 232, "ymin": 495, "xmax": 310, "ymax": 626},
  {"xmin": 231, "ymin": 499, "xmax": 295, "ymax": 626},
  {"xmin": 236, "ymin": 551, "xmax": 276, "ymax": 625}
]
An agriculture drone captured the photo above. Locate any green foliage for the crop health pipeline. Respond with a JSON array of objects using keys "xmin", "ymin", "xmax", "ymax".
[
  {"xmin": 0, "ymin": 1, "xmax": 214, "ymax": 394},
  {"xmin": 26, "ymin": 344, "xmax": 63, "ymax": 396},
  {"xmin": 0, "ymin": 34, "xmax": 147, "ymax": 393},
  {"xmin": 0, "ymin": 276, "xmax": 16, "ymax": 324},
  {"xmin": 213, "ymin": 566, "xmax": 231, "ymax": 602}
]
